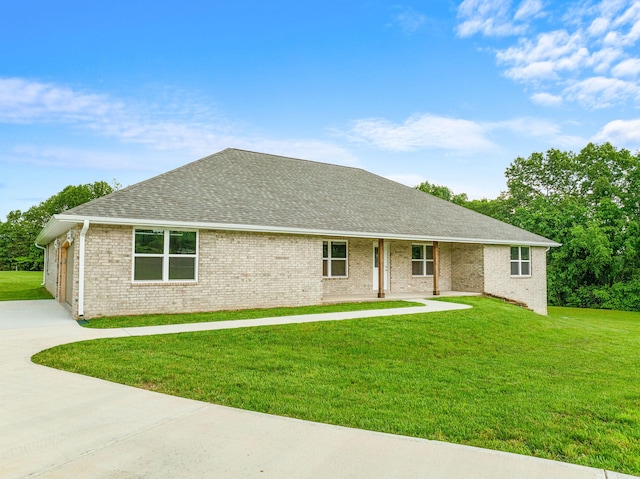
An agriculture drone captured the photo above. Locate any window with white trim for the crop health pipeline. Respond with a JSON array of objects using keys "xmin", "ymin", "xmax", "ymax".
[
  {"xmin": 323, "ymin": 240, "xmax": 347, "ymax": 277},
  {"xmin": 412, "ymin": 244, "xmax": 434, "ymax": 276},
  {"xmin": 133, "ymin": 229, "xmax": 197, "ymax": 281},
  {"xmin": 510, "ymin": 246, "xmax": 531, "ymax": 277}
]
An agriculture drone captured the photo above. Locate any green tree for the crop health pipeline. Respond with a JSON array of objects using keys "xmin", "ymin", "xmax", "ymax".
[
  {"xmin": 0, "ymin": 181, "xmax": 116, "ymax": 271},
  {"xmin": 415, "ymin": 180, "xmax": 468, "ymax": 205},
  {"xmin": 498, "ymin": 143, "xmax": 640, "ymax": 309},
  {"xmin": 415, "ymin": 143, "xmax": 640, "ymax": 311}
]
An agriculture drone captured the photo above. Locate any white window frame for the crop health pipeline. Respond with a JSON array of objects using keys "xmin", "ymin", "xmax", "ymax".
[
  {"xmin": 412, "ymin": 243, "xmax": 434, "ymax": 277},
  {"xmin": 323, "ymin": 240, "xmax": 348, "ymax": 278},
  {"xmin": 510, "ymin": 246, "xmax": 531, "ymax": 277},
  {"xmin": 132, "ymin": 228, "xmax": 198, "ymax": 283}
]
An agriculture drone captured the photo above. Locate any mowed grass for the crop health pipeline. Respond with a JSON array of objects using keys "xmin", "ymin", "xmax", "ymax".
[
  {"xmin": 33, "ymin": 297, "xmax": 640, "ymax": 475},
  {"xmin": 0, "ymin": 271, "xmax": 52, "ymax": 301},
  {"xmin": 83, "ymin": 300, "xmax": 423, "ymax": 328}
]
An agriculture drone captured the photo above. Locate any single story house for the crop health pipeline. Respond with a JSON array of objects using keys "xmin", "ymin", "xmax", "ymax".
[{"xmin": 36, "ymin": 148, "xmax": 560, "ymax": 319}]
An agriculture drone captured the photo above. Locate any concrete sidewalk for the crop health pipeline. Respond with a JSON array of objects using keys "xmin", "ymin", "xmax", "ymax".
[{"xmin": 0, "ymin": 299, "xmax": 637, "ymax": 479}]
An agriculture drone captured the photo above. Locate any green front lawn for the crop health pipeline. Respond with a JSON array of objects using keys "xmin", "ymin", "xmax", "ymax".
[
  {"xmin": 83, "ymin": 300, "xmax": 424, "ymax": 328},
  {"xmin": 0, "ymin": 271, "xmax": 52, "ymax": 301},
  {"xmin": 33, "ymin": 297, "xmax": 640, "ymax": 475}
]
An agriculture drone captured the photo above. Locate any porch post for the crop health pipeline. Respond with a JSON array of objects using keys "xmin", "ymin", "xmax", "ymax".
[
  {"xmin": 433, "ymin": 241, "xmax": 440, "ymax": 296},
  {"xmin": 378, "ymin": 238, "xmax": 385, "ymax": 298}
]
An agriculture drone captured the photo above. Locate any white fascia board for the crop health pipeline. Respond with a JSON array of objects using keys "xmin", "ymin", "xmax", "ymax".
[
  {"xmin": 36, "ymin": 216, "xmax": 82, "ymax": 245},
  {"xmin": 49, "ymin": 214, "xmax": 562, "ymax": 248}
]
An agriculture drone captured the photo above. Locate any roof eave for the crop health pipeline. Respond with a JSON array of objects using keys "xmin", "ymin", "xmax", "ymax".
[
  {"xmin": 36, "ymin": 215, "xmax": 84, "ymax": 245},
  {"xmin": 43, "ymin": 214, "xmax": 561, "ymax": 248}
]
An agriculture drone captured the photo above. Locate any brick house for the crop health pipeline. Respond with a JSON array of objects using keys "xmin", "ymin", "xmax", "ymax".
[{"xmin": 36, "ymin": 149, "xmax": 559, "ymax": 319}]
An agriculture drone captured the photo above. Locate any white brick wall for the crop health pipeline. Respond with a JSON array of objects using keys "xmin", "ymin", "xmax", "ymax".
[
  {"xmin": 321, "ymin": 238, "xmax": 371, "ymax": 296},
  {"xmin": 43, "ymin": 224, "xmax": 550, "ymax": 318},
  {"xmin": 44, "ymin": 227, "xmax": 81, "ymax": 317},
  {"xmin": 44, "ymin": 241, "xmax": 57, "ymax": 296},
  {"xmin": 450, "ymin": 243, "xmax": 485, "ymax": 293},
  {"xmin": 389, "ymin": 241, "xmax": 452, "ymax": 293},
  {"xmin": 81, "ymin": 226, "xmax": 323, "ymax": 318},
  {"xmin": 483, "ymin": 245, "xmax": 548, "ymax": 315}
]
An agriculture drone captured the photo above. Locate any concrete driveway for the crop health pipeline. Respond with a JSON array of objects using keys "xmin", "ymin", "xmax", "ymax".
[{"xmin": 0, "ymin": 300, "xmax": 637, "ymax": 479}]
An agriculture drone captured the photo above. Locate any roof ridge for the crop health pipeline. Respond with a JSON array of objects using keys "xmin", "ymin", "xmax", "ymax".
[
  {"xmin": 226, "ymin": 147, "xmax": 367, "ymax": 173},
  {"xmin": 89, "ymin": 148, "xmax": 366, "ymax": 199}
]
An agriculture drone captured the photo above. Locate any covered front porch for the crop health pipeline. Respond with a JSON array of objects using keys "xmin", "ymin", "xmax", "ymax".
[{"xmin": 322, "ymin": 237, "xmax": 485, "ymax": 301}]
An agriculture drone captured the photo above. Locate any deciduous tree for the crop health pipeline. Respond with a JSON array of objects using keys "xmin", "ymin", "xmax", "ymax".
[
  {"xmin": 417, "ymin": 143, "xmax": 640, "ymax": 310},
  {"xmin": 0, "ymin": 181, "xmax": 116, "ymax": 270}
]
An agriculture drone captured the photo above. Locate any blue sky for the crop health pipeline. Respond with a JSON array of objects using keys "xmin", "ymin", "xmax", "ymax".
[{"xmin": 2, "ymin": 0, "xmax": 640, "ymax": 218}]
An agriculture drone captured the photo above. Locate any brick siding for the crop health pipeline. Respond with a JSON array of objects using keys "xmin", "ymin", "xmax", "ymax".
[
  {"xmin": 483, "ymin": 245, "xmax": 548, "ymax": 315},
  {"xmin": 79, "ymin": 226, "xmax": 323, "ymax": 318},
  {"xmin": 321, "ymin": 238, "xmax": 371, "ymax": 296},
  {"xmin": 44, "ymin": 227, "xmax": 81, "ymax": 317},
  {"xmin": 450, "ymin": 243, "xmax": 485, "ymax": 292},
  {"xmin": 388, "ymin": 241, "xmax": 452, "ymax": 293},
  {"xmin": 44, "ymin": 224, "xmax": 550, "ymax": 318},
  {"xmin": 321, "ymin": 239, "xmax": 454, "ymax": 296}
]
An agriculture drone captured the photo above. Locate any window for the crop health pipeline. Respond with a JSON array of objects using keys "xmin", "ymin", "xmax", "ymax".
[
  {"xmin": 134, "ymin": 229, "xmax": 197, "ymax": 281},
  {"xmin": 412, "ymin": 244, "xmax": 434, "ymax": 276},
  {"xmin": 510, "ymin": 246, "xmax": 531, "ymax": 277},
  {"xmin": 323, "ymin": 240, "xmax": 347, "ymax": 277}
]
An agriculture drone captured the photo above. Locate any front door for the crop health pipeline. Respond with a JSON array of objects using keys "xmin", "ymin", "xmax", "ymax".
[{"xmin": 372, "ymin": 242, "xmax": 390, "ymax": 291}]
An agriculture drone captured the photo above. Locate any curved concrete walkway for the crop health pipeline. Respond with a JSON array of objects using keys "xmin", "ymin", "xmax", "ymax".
[{"xmin": 0, "ymin": 299, "xmax": 637, "ymax": 479}]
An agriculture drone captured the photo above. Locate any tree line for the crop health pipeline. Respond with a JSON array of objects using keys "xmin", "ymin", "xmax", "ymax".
[
  {"xmin": 0, "ymin": 181, "xmax": 115, "ymax": 271},
  {"xmin": 417, "ymin": 142, "xmax": 640, "ymax": 311}
]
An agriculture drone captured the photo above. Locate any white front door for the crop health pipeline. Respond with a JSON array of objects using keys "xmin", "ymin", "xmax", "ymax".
[{"xmin": 372, "ymin": 242, "xmax": 390, "ymax": 291}]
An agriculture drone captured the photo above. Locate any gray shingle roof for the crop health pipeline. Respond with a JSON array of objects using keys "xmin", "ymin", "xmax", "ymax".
[{"xmin": 44, "ymin": 148, "xmax": 558, "ymax": 246}]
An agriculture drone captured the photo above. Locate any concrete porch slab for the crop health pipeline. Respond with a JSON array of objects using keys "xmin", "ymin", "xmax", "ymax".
[{"xmin": 322, "ymin": 290, "xmax": 482, "ymax": 304}]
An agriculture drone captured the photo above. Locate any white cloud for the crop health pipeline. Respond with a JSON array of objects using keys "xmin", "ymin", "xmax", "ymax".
[
  {"xmin": 490, "ymin": 117, "xmax": 561, "ymax": 136},
  {"xmin": 456, "ymin": 0, "xmax": 544, "ymax": 38},
  {"xmin": 0, "ymin": 76, "xmax": 359, "ymax": 168},
  {"xmin": 607, "ymin": 1, "xmax": 640, "ymax": 46},
  {"xmin": 3, "ymin": 145, "xmax": 154, "ymax": 170},
  {"xmin": 514, "ymin": 0, "xmax": 544, "ymax": 21},
  {"xmin": 394, "ymin": 7, "xmax": 426, "ymax": 33},
  {"xmin": 0, "ymin": 77, "xmax": 233, "ymax": 154},
  {"xmin": 487, "ymin": 117, "xmax": 587, "ymax": 148},
  {"xmin": 564, "ymin": 76, "xmax": 640, "ymax": 108},
  {"xmin": 94, "ymin": 116, "xmax": 238, "ymax": 155},
  {"xmin": 456, "ymin": 0, "xmax": 532, "ymax": 37},
  {"xmin": 497, "ymin": 30, "xmax": 587, "ymax": 81},
  {"xmin": 612, "ymin": 57, "xmax": 640, "ymax": 76},
  {"xmin": 530, "ymin": 92, "xmax": 564, "ymax": 105},
  {"xmin": 588, "ymin": 16, "xmax": 611, "ymax": 36},
  {"xmin": 504, "ymin": 61, "xmax": 557, "ymax": 81},
  {"xmin": 349, "ymin": 114, "xmax": 496, "ymax": 153},
  {"xmin": 591, "ymin": 47, "xmax": 625, "ymax": 72},
  {"xmin": 460, "ymin": 0, "xmax": 640, "ymax": 109},
  {"xmin": 348, "ymin": 112, "xmax": 587, "ymax": 154},
  {"xmin": 0, "ymin": 77, "xmax": 119, "ymax": 123},
  {"xmin": 593, "ymin": 118, "xmax": 640, "ymax": 146},
  {"xmin": 239, "ymin": 139, "xmax": 360, "ymax": 167}
]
